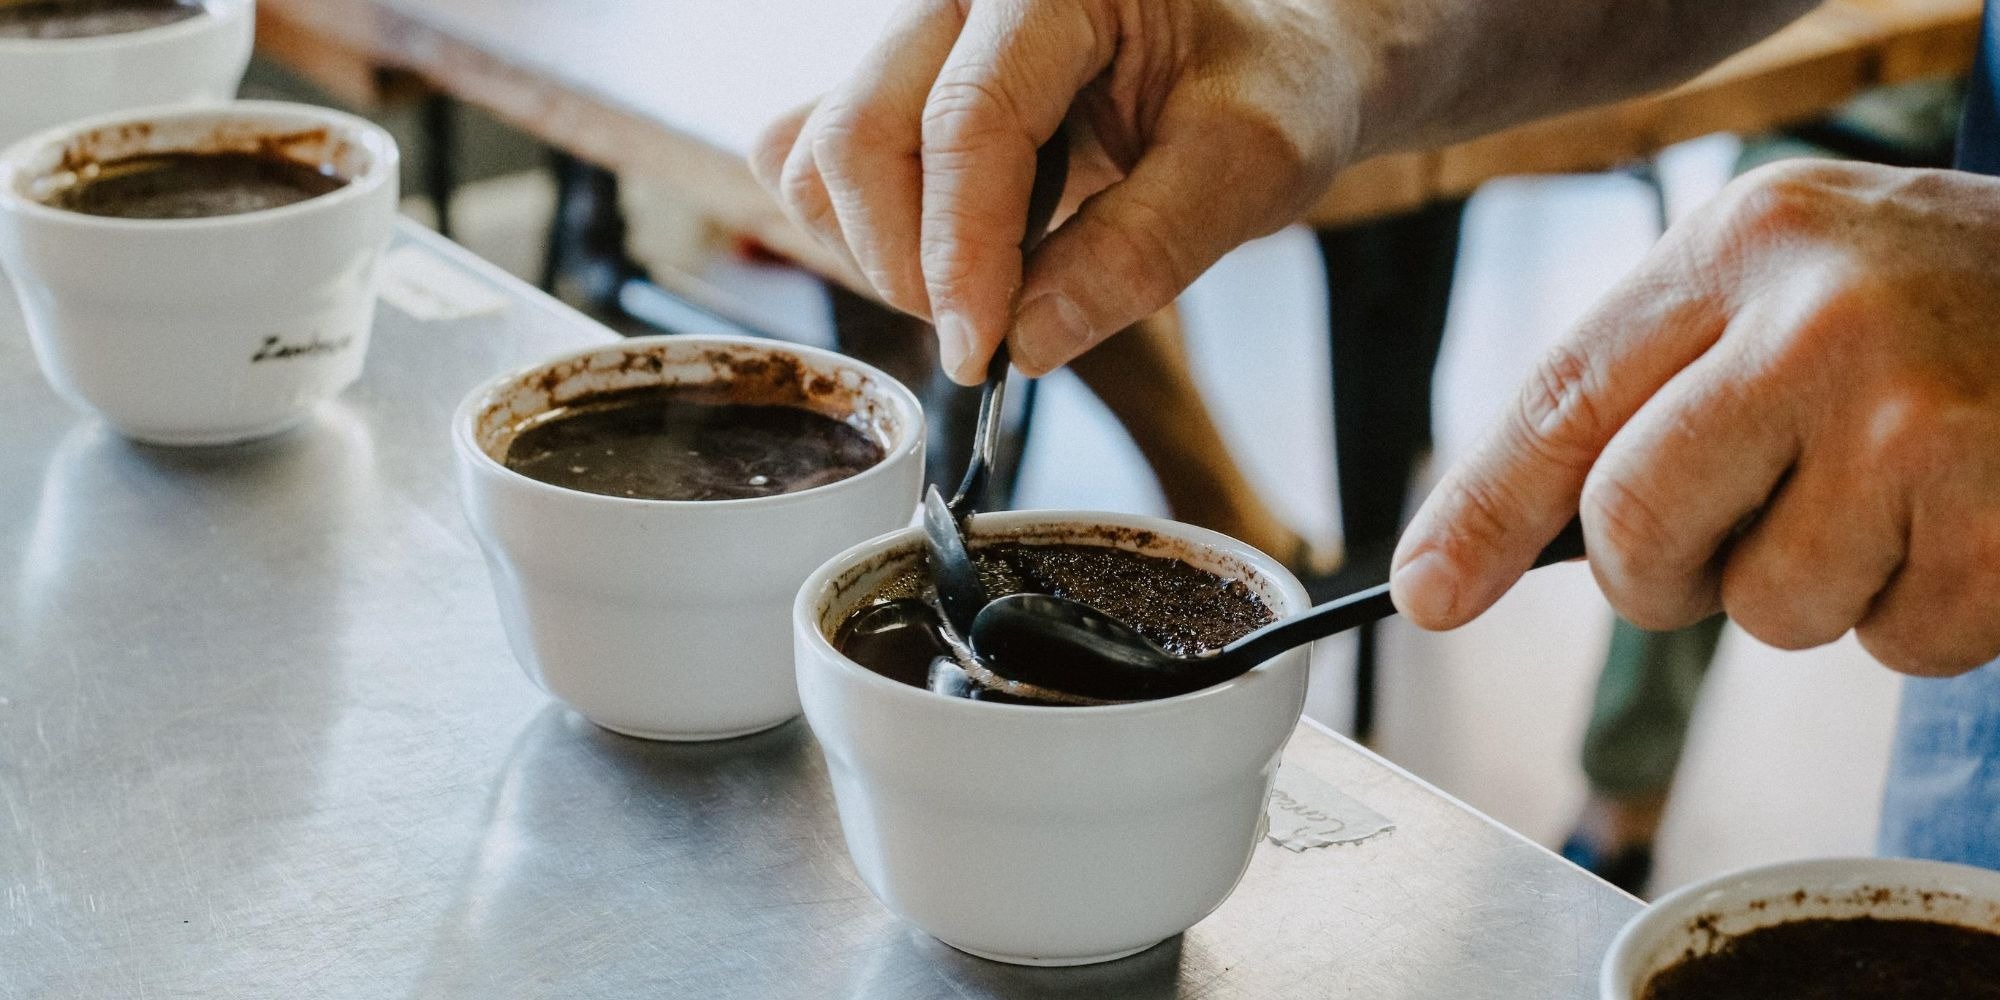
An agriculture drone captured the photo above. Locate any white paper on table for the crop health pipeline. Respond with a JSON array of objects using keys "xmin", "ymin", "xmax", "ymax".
[
  {"xmin": 1266, "ymin": 762, "xmax": 1396, "ymax": 852},
  {"xmin": 378, "ymin": 245, "xmax": 511, "ymax": 321}
]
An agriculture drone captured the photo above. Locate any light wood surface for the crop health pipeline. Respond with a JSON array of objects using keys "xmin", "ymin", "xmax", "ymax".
[{"xmin": 257, "ymin": 0, "xmax": 1982, "ymax": 260}]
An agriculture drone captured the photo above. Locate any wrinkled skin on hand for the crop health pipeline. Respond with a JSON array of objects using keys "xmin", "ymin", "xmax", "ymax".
[
  {"xmin": 749, "ymin": 0, "xmax": 1358, "ymax": 384},
  {"xmin": 1392, "ymin": 160, "xmax": 2000, "ymax": 676}
]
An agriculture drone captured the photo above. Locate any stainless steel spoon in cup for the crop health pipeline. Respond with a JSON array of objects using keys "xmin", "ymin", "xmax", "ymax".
[{"xmin": 918, "ymin": 130, "xmax": 1071, "ymax": 694}]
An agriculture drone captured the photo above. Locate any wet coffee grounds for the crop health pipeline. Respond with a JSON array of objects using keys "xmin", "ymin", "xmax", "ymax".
[
  {"xmin": 47, "ymin": 150, "xmax": 346, "ymax": 220},
  {"xmin": 0, "ymin": 0, "xmax": 202, "ymax": 40},
  {"xmin": 1640, "ymin": 916, "xmax": 2000, "ymax": 1000},
  {"xmin": 835, "ymin": 542, "xmax": 1273, "ymax": 705},
  {"xmin": 503, "ymin": 383, "xmax": 885, "ymax": 502}
]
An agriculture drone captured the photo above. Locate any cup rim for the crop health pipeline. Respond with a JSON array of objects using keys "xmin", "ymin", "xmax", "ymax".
[
  {"xmin": 0, "ymin": 0, "xmax": 248, "ymax": 53},
  {"xmin": 451, "ymin": 333, "xmax": 927, "ymax": 511},
  {"xmin": 1600, "ymin": 855, "xmax": 2000, "ymax": 999},
  {"xmin": 0, "ymin": 99, "xmax": 398, "ymax": 231},
  {"xmin": 794, "ymin": 507, "xmax": 1312, "ymax": 719}
]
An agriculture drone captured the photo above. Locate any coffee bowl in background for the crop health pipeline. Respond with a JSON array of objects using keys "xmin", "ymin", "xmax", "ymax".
[
  {"xmin": 1602, "ymin": 856, "xmax": 2000, "ymax": 999},
  {"xmin": 456, "ymin": 335, "xmax": 925, "ymax": 742},
  {"xmin": 794, "ymin": 510, "xmax": 1312, "ymax": 966},
  {"xmin": 0, "ymin": 100, "xmax": 398, "ymax": 445},
  {"xmin": 0, "ymin": 0, "xmax": 253, "ymax": 150}
]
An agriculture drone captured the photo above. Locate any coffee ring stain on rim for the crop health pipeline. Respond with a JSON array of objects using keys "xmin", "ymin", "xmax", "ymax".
[
  {"xmin": 488, "ymin": 344, "xmax": 903, "ymax": 462},
  {"xmin": 462, "ymin": 337, "xmax": 924, "ymax": 510}
]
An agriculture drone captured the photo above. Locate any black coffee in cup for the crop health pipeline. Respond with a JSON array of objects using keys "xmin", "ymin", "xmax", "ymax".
[
  {"xmin": 835, "ymin": 541, "xmax": 1273, "ymax": 705},
  {"xmin": 502, "ymin": 383, "xmax": 887, "ymax": 502},
  {"xmin": 1640, "ymin": 916, "xmax": 2000, "ymax": 1000},
  {"xmin": 0, "ymin": 0, "xmax": 203, "ymax": 40},
  {"xmin": 45, "ymin": 150, "xmax": 346, "ymax": 220}
]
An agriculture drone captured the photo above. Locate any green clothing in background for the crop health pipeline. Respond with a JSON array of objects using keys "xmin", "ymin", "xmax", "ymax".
[{"xmin": 1581, "ymin": 614, "xmax": 1727, "ymax": 798}]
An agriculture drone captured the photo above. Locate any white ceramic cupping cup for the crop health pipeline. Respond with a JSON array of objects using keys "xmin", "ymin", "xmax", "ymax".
[
  {"xmin": 796, "ymin": 511, "xmax": 1313, "ymax": 966},
  {"xmin": 0, "ymin": 100, "xmax": 399, "ymax": 445},
  {"xmin": 456, "ymin": 335, "xmax": 926, "ymax": 742},
  {"xmin": 1601, "ymin": 856, "xmax": 2000, "ymax": 999},
  {"xmin": 0, "ymin": 0, "xmax": 253, "ymax": 150}
]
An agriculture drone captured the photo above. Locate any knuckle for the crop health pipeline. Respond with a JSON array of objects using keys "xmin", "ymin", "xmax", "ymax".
[
  {"xmin": 921, "ymin": 75, "xmax": 1020, "ymax": 153},
  {"xmin": 1087, "ymin": 195, "xmax": 1199, "ymax": 295},
  {"xmin": 1854, "ymin": 382, "xmax": 1983, "ymax": 479},
  {"xmin": 1514, "ymin": 343, "xmax": 1607, "ymax": 463},
  {"xmin": 1718, "ymin": 526, "xmax": 1859, "ymax": 651},
  {"xmin": 1723, "ymin": 159, "xmax": 1853, "ymax": 240},
  {"xmin": 1431, "ymin": 475, "xmax": 1522, "ymax": 568},
  {"xmin": 917, "ymin": 219, "xmax": 988, "ymax": 302},
  {"xmin": 1720, "ymin": 577, "xmax": 1848, "ymax": 651},
  {"xmin": 808, "ymin": 105, "xmax": 877, "ymax": 169},
  {"xmin": 1580, "ymin": 472, "xmax": 1717, "ymax": 631},
  {"xmin": 778, "ymin": 155, "xmax": 832, "ymax": 225},
  {"xmin": 1579, "ymin": 471, "xmax": 1674, "ymax": 567}
]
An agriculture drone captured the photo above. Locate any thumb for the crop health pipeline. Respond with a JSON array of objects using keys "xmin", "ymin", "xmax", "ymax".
[{"xmin": 1390, "ymin": 252, "xmax": 1729, "ymax": 629}]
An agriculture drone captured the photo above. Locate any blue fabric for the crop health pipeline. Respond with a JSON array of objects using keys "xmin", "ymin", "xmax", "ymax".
[
  {"xmin": 1960, "ymin": 0, "xmax": 2000, "ymax": 175},
  {"xmin": 1877, "ymin": 0, "xmax": 2000, "ymax": 868},
  {"xmin": 1881, "ymin": 666, "xmax": 2000, "ymax": 867}
]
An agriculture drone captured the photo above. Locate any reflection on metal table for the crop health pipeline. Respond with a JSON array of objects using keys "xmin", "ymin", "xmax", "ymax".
[{"xmin": 0, "ymin": 222, "xmax": 1638, "ymax": 999}]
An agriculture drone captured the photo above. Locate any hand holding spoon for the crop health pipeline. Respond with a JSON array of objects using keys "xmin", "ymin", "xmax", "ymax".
[
  {"xmin": 921, "ymin": 130, "xmax": 1072, "ymax": 642},
  {"xmin": 968, "ymin": 518, "xmax": 1588, "ymax": 701}
]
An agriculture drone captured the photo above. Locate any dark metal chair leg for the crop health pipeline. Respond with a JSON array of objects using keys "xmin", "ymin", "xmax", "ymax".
[
  {"xmin": 1314, "ymin": 197, "xmax": 1469, "ymax": 741},
  {"xmin": 539, "ymin": 150, "xmax": 638, "ymax": 325},
  {"xmin": 421, "ymin": 93, "xmax": 457, "ymax": 240}
]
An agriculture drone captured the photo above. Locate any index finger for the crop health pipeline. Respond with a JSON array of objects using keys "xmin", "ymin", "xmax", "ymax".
[
  {"xmin": 1390, "ymin": 237, "xmax": 1731, "ymax": 629},
  {"xmin": 918, "ymin": 0, "xmax": 1108, "ymax": 383}
]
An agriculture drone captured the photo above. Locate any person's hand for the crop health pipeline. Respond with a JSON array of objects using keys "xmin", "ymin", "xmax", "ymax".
[
  {"xmin": 750, "ymin": 0, "xmax": 1359, "ymax": 384},
  {"xmin": 1391, "ymin": 159, "xmax": 2000, "ymax": 676}
]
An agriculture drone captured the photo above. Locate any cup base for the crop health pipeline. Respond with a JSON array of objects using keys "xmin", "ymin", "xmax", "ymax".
[
  {"xmin": 940, "ymin": 938, "xmax": 1164, "ymax": 967},
  {"xmin": 589, "ymin": 715, "xmax": 797, "ymax": 743},
  {"xmin": 114, "ymin": 411, "xmax": 313, "ymax": 448}
]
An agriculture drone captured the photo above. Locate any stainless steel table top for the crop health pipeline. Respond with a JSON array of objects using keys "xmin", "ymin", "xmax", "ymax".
[{"xmin": 0, "ymin": 224, "xmax": 1638, "ymax": 999}]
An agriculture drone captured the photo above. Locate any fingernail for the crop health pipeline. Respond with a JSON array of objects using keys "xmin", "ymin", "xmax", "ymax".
[
  {"xmin": 1392, "ymin": 551, "xmax": 1460, "ymax": 627},
  {"xmin": 936, "ymin": 312, "xmax": 971, "ymax": 378},
  {"xmin": 1012, "ymin": 293, "xmax": 1091, "ymax": 373}
]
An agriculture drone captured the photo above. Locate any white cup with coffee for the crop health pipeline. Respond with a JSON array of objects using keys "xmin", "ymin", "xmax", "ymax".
[
  {"xmin": 1601, "ymin": 856, "xmax": 2000, "ymax": 999},
  {"xmin": 0, "ymin": 0, "xmax": 255, "ymax": 150},
  {"xmin": 794, "ymin": 510, "xmax": 1313, "ymax": 966},
  {"xmin": 0, "ymin": 100, "xmax": 398, "ymax": 445},
  {"xmin": 454, "ymin": 335, "xmax": 926, "ymax": 742}
]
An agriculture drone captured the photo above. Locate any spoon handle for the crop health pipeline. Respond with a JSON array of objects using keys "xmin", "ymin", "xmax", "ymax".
[
  {"xmin": 947, "ymin": 130, "xmax": 1071, "ymax": 515},
  {"xmin": 1220, "ymin": 516, "xmax": 1588, "ymax": 666}
]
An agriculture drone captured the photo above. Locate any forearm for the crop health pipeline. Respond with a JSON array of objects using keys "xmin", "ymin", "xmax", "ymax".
[{"xmin": 1324, "ymin": 0, "xmax": 1817, "ymax": 158}]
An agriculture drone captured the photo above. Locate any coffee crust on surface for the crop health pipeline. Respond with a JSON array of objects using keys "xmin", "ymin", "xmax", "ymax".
[
  {"xmin": 976, "ymin": 543, "xmax": 1272, "ymax": 656},
  {"xmin": 833, "ymin": 541, "xmax": 1274, "ymax": 706},
  {"xmin": 1640, "ymin": 916, "xmax": 2000, "ymax": 1000}
]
